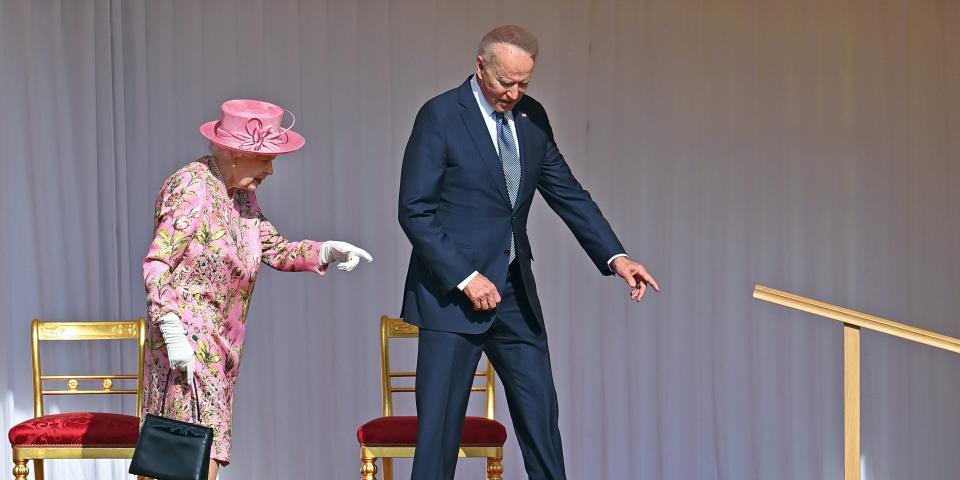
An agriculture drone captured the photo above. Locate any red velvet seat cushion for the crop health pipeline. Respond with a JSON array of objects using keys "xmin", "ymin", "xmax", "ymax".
[
  {"xmin": 8, "ymin": 412, "xmax": 140, "ymax": 447},
  {"xmin": 357, "ymin": 416, "xmax": 506, "ymax": 447}
]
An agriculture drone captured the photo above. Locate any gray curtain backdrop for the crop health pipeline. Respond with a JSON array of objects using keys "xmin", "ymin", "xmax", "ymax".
[{"xmin": 2, "ymin": 0, "xmax": 958, "ymax": 478}]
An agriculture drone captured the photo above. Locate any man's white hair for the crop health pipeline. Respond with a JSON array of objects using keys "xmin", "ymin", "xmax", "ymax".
[{"xmin": 477, "ymin": 25, "xmax": 539, "ymax": 67}]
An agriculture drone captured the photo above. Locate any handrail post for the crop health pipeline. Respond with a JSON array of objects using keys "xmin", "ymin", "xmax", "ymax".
[{"xmin": 843, "ymin": 323, "xmax": 861, "ymax": 480}]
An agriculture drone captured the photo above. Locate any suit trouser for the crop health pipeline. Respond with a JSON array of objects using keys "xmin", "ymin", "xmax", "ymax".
[{"xmin": 411, "ymin": 261, "xmax": 567, "ymax": 480}]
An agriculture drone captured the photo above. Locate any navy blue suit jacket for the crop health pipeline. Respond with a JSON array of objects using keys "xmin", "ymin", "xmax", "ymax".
[{"xmin": 398, "ymin": 77, "xmax": 626, "ymax": 334}]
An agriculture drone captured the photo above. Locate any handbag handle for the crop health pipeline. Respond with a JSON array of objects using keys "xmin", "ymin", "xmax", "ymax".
[{"xmin": 157, "ymin": 368, "xmax": 204, "ymax": 425}]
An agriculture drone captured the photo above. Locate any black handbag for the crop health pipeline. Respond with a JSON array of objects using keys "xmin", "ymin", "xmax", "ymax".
[{"xmin": 129, "ymin": 370, "xmax": 213, "ymax": 480}]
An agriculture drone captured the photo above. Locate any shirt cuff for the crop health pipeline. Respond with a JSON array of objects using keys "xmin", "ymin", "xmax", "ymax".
[
  {"xmin": 457, "ymin": 271, "xmax": 480, "ymax": 291},
  {"xmin": 607, "ymin": 253, "xmax": 628, "ymax": 272}
]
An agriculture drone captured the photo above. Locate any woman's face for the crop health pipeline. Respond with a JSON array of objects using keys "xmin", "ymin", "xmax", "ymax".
[{"xmin": 232, "ymin": 153, "xmax": 276, "ymax": 192}]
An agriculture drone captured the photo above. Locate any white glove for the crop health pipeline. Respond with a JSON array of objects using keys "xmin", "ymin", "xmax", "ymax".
[
  {"xmin": 158, "ymin": 312, "xmax": 195, "ymax": 384},
  {"xmin": 319, "ymin": 240, "xmax": 373, "ymax": 271}
]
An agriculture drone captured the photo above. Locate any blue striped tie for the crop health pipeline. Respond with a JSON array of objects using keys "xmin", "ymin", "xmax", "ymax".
[{"xmin": 496, "ymin": 112, "xmax": 521, "ymax": 262}]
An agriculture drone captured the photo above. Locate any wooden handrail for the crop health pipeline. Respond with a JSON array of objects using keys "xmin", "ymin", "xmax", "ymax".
[{"xmin": 753, "ymin": 285, "xmax": 960, "ymax": 354}]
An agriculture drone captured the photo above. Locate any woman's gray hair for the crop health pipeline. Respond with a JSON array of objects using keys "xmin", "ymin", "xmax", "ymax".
[
  {"xmin": 477, "ymin": 25, "xmax": 539, "ymax": 67},
  {"xmin": 208, "ymin": 141, "xmax": 260, "ymax": 163},
  {"xmin": 208, "ymin": 141, "xmax": 235, "ymax": 162}
]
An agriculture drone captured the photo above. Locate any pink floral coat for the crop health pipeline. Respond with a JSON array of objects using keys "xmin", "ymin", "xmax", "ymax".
[{"xmin": 141, "ymin": 157, "xmax": 326, "ymax": 463}]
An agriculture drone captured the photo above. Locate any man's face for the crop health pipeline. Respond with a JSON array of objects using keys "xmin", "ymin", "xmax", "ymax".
[{"xmin": 475, "ymin": 44, "xmax": 535, "ymax": 113}]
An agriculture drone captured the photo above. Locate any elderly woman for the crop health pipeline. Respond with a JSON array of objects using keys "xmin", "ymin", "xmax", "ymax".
[{"xmin": 141, "ymin": 99, "xmax": 371, "ymax": 478}]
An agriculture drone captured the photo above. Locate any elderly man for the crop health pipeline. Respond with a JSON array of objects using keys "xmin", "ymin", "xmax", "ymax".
[{"xmin": 398, "ymin": 25, "xmax": 660, "ymax": 479}]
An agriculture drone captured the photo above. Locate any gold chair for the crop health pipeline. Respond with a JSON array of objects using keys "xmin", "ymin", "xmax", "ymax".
[
  {"xmin": 356, "ymin": 316, "xmax": 506, "ymax": 480},
  {"xmin": 8, "ymin": 319, "xmax": 146, "ymax": 480}
]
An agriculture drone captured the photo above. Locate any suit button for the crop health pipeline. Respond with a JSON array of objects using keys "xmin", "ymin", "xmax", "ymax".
[{"xmin": 503, "ymin": 249, "xmax": 510, "ymax": 256}]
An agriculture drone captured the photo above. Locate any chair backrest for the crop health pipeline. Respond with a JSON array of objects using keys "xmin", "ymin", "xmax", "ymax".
[
  {"xmin": 379, "ymin": 315, "xmax": 496, "ymax": 419},
  {"xmin": 31, "ymin": 318, "xmax": 146, "ymax": 418}
]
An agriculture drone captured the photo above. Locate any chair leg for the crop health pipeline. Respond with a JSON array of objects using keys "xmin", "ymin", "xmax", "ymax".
[
  {"xmin": 12, "ymin": 460, "xmax": 28, "ymax": 480},
  {"xmin": 360, "ymin": 455, "xmax": 377, "ymax": 480},
  {"xmin": 486, "ymin": 455, "xmax": 503, "ymax": 480},
  {"xmin": 382, "ymin": 457, "xmax": 393, "ymax": 480},
  {"xmin": 33, "ymin": 459, "xmax": 43, "ymax": 480},
  {"xmin": 380, "ymin": 458, "xmax": 393, "ymax": 480}
]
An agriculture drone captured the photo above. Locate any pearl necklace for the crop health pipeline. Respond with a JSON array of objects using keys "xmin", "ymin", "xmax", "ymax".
[{"xmin": 207, "ymin": 155, "xmax": 228, "ymax": 188}]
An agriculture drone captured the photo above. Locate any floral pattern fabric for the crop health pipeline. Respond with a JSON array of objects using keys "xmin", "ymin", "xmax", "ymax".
[{"xmin": 141, "ymin": 156, "xmax": 326, "ymax": 464}]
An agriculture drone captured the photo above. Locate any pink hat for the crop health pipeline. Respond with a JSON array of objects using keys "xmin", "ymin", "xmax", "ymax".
[{"xmin": 199, "ymin": 99, "xmax": 305, "ymax": 155}]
